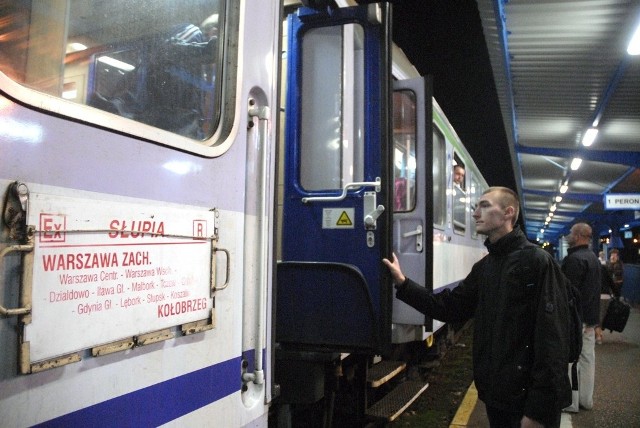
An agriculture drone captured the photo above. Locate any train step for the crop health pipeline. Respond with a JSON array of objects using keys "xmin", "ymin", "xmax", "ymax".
[
  {"xmin": 367, "ymin": 360, "xmax": 406, "ymax": 388},
  {"xmin": 365, "ymin": 380, "xmax": 429, "ymax": 422}
]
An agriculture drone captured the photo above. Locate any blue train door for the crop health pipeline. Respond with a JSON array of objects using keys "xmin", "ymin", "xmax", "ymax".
[
  {"xmin": 278, "ymin": 4, "xmax": 392, "ymax": 353},
  {"xmin": 390, "ymin": 77, "xmax": 434, "ymax": 332}
]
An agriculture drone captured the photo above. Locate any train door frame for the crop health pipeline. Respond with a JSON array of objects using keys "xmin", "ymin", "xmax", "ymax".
[{"xmin": 390, "ymin": 76, "xmax": 435, "ymax": 339}]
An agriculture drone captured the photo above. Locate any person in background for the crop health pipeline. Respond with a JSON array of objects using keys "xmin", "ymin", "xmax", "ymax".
[
  {"xmin": 596, "ymin": 250, "xmax": 614, "ymax": 344},
  {"xmin": 561, "ymin": 223, "xmax": 601, "ymax": 410},
  {"xmin": 383, "ymin": 187, "xmax": 571, "ymax": 428},
  {"xmin": 452, "ymin": 165, "xmax": 467, "ymax": 228},
  {"xmin": 453, "ymin": 164, "xmax": 466, "ymax": 187},
  {"xmin": 607, "ymin": 249, "xmax": 624, "ymax": 298},
  {"xmin": 596, "ymin": 269, "xmax": 615, "ymax": 344}
]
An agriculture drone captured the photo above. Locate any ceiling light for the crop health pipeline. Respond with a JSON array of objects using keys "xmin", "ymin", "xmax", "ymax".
[
  {"xmin": 570, "ymin": 158, "xmax": 582, "ymax": 170},
  {"xmin": 540, "ymin": 229, "xmax": 545, "ymax": 234},
  {"xmin": 550, "ymin": 204, "xmax": 557, "ymax": 212},
  {"xmin": 555, "ymin": 195, "xmax": 563, "ymax": 202},
  {"xmin": 560, "ymin": 184, "xmax": 568, "ymax": 194},
  {"xmin": 628, "ymin": 20, "xmax": 640, "ymax": 55},
  {"xmin": 581, "ymin": 128, "xmax": 598, "ymax": 146}
]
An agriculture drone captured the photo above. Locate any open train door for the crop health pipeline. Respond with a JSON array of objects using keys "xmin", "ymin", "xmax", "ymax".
[
  {"xmin": 278, "ymin": 4, "xmax": 393, "ymax": 354},
  {"xmin": 390, "ymin": 77, "xmax": 435, "ymax": 341}
]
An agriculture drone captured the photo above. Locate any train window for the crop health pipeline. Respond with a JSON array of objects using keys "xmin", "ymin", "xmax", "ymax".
[
  {"xmin": 392, "ymin": 90, "xmax": 417, "ymax": 212},
  {"xmin": 432, "ymin": 128, "xmax": 446, "ymax": 228},
  {"xmin": 0, "ymin": 1, "xmax": 225, "ymax": 142},
  {"xmin": 452, "ymin": 154, "xmax": 467, "ymax": 234},
  {"xmin": 300, "ymin": 24, "xmax": 364, "ymax": 191},
  {"xmin": 470, "ymin": 175, "xmax": 482, "ymax": 239}
]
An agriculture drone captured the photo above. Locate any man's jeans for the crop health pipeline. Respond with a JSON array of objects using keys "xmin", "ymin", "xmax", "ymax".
[{"xmin": 579, "ymin": 325, "xmax": 596, "ymax": 409}]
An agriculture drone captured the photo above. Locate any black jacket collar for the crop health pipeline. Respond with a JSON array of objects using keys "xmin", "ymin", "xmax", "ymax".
[
  {"xmin": 567, "ymin": 244, "xmax": 589, "ymax": 254},
  {"xmin": 484, "ymin": 226, "xmax": 529, "ymax": 256}
]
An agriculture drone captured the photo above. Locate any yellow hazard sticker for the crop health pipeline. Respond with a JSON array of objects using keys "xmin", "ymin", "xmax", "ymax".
[
  {"xmin": 322, "ymin": 208, "xmax": 355, "ymax": 229},
  {"xmin": 336, "ymin": 211, "xmax": 352, "ymax": 226}
]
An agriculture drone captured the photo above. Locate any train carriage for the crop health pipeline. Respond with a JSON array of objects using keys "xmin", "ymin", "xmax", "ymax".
[{"xmin": 1, "ymin": 1, "xmax": 487, "ymax": 426}]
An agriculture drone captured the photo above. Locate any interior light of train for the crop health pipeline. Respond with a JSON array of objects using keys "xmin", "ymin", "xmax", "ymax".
[
  {"xmin": 581, "ymin": 127, "xmax": 598, "ymax": 146},
  {"xmin": 570, "ymin": 157, "xmax": 582, "ymax": 170},
  {"xmin": 627, "ymin": 20, "xmax": 640, "ymax": 55},
  {"xmin": 560, "ymin": 184, "xmax": 569, "ymax": 193},
  {"xmin": 555, "ymin": 195, "xmax": 563, "ymax": 202},
  {"xmin": 97, "ymin": 56, "xmax": 135, "ymax": 72},
  {"xmin": 550, "ymin": 204, "xmax": 557, "ymax": 212},
  {"xmin": 66, "ymin": 42, "xmax": 88, "ymax": 54}
]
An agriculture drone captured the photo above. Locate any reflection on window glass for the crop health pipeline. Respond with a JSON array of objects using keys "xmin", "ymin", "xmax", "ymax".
[
  {"xmin": 393, "ymin": 90, "xmax": 416, "ymax": 212},
  {"xmin": 0, "ymin": 1, "xmax": 224, "ymax": 141},
  {"xmin": 433, "ymin": 128, "xmax": 446, "ymax": 227},
  {"xmin": 453, "ymin": 154, "xmax": 466, "ymax": 234},
  {"xmin": 470, "ymin": 175, "xmax": 482, "ymax": 239},
  {"xmin": 300, "ymin": 24, "xmax": 364, "ymax": 191}
]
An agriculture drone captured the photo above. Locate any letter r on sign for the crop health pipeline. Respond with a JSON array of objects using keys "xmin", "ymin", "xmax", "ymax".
[
  {"xmin": 40, "ymin": 214, "xmax": 66, "ymax": 243},
  {"xmin": 193, "ymin": 220, "xmax": 207, "ymax": 239}
]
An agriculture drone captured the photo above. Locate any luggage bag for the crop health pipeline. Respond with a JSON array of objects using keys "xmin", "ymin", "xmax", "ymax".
[{"xmin": 601, "ymin": 297, "xmax": 631, "ymax": 333}]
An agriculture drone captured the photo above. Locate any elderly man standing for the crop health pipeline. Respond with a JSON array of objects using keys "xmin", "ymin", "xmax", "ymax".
[{"xmin": 562, "ymin": 222, "xmax": 601, "ymax": 410}]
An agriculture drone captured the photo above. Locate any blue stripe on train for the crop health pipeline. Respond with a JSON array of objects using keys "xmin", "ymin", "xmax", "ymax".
[{"xmin": 34, "ymin": 356, "xmax": 242, "ymax": 428}]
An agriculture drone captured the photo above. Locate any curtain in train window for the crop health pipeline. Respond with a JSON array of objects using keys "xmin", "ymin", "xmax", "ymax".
[
  {"xmin": 392, "ymin": 90, "xmax": 416, "ymax": 212},
  {"xmin": 299, "ymin": 24, "xmax": 365, "ymax": 191},
  {"xmin": 432, "ymin": 128, "xmax": 446, "ymax": 227},
  {"xmin": 0, "ymin": 0, "xmax": 224, "ymax": 141}
]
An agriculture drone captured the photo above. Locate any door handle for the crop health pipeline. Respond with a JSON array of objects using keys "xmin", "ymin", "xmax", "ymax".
[
  {"xmin": 302, "ymin": 177, "xmax": 381, "ymax": 203},
  {"xmin": 364, "ymin": 205, "xmax": 385, "ymax": 227},
  {"xmin": 402, "ymin": 225, "xmax": 423, "ymax": 252}
]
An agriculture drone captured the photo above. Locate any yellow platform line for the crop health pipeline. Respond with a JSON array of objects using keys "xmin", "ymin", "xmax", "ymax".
[{"xmin": 449, "ymin": 381, "xmax": 478, "ymax": 427}]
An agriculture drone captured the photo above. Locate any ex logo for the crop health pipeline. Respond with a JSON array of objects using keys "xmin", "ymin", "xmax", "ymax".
[{"xmin": 40, "ymin": 214, "xmax": 66, "ymax": 243}]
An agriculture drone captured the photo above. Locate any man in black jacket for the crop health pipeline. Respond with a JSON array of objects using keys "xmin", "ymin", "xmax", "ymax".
[
  {"xmin": 562, "ymin": 222, "xmax": 601, "ymax": 410},
  {"xmin": 383, "ymin": 187, "xmax": 571, "ymax": 428}
]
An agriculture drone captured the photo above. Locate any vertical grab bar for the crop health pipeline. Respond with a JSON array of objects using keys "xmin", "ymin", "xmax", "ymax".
[
  {"xmin": 0, "ymin": 244, "xmax": 34, "ymax": 317},
  {"xmin": 242, "ymin": 101, "xmax": 271, "ymax": 386}
]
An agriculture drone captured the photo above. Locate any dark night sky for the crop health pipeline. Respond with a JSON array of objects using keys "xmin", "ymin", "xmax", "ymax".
[{"xmin": 390, "ymin": 0, "xmax": 517, "ymax": 191}]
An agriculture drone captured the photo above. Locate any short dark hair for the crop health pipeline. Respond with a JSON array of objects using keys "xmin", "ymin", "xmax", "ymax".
[{"xmin": 483, "ymin": 187, "xmax": 520, "ymax": 226}]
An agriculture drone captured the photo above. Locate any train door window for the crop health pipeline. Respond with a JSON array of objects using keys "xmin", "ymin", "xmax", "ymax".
[
  {"xmin": 470, "ymin": 174, "xmax": 482, "ymax": 239},
  {"xmin": 393, "ymin": 90, "xmax": 417, "ymax": 212},
  {"xmin": 299, "ymin": 24, "xmax": 364, "ymax": 191},
  {"xmin": 452, "ymin": 154, "xmax": 467, "ymax": 234},
  {"xmin": 0, "ymin": 1, "xmax": 227, "ymax": 142},
  {"xmin": 433, "ymin": 127, "xmax": 446, "ymax": 228}
]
